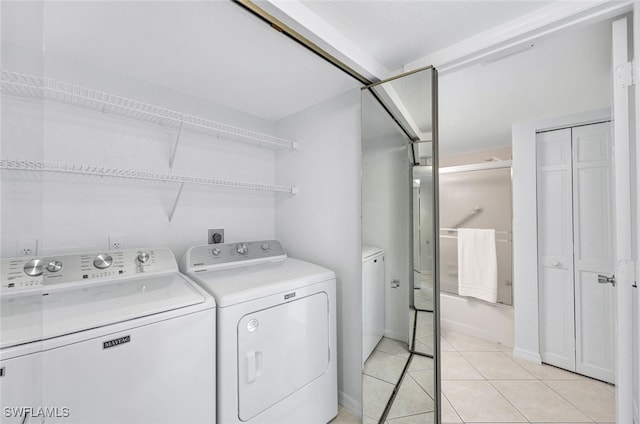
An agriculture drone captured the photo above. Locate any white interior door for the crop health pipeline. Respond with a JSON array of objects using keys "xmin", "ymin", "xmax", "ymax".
[
  {"xmin": 537, "ymin": 123, "xmax": 616, "ymax": 383},
  {"xmin": 572, "ymin": 122, "xmax": 615, "ymax": 383},
  {"xmin": 536, "ymin": 128, "xmax": 575, "ymax": 371}
]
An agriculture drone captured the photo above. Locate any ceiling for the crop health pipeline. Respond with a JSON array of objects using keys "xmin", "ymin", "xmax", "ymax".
[
  {"xmin": 2, "ymin": 1, "xmax": 359, "ymax": 121},
  {"xmin": 1, "ymin": 0, "xmax": 621, "ymax": 145},
  {"xmin": 300, "ymin": 1, "xmax": 554, "ymax": 71}
]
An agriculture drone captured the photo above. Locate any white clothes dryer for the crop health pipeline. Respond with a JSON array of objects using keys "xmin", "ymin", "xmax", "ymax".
[
  {"xmin": 181, "ymin": 240, "xmax": 337, "ymax": 424},
  {"xmin": 0, "ymin": 248, "xmax": 216, "ymax": 424}
]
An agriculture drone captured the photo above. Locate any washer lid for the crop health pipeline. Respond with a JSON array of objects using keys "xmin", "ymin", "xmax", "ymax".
[
  {"xmin": 1, "ymin": 273, "xmax": 207, "ymax": 349},
  {"xmin": 187, "ymin": 258, "xmax": 335, "ymax": 307},
  {"xmin": 362, "ymin": 246, "xmax": 384, "ymax": 260}
]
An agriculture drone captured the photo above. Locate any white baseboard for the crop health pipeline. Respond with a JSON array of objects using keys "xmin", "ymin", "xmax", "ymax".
[
  {"xmin": 512, "ymin": 347, "xmax": 542, "ymax": 364},
  {"xmin": 338, "ymin": 390, "xmax": 361, "ymax": 418}
]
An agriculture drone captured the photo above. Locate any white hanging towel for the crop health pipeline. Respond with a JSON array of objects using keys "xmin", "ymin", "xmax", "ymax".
[{"xmin": 457, "ymin": 228, "xmax": 498, "ymax": 303}]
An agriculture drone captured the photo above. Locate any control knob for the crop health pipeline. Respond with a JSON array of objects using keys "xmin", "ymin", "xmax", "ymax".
[
  {"xmin": 23, "ymin": 259, "xmax": 44, "ymax": 277},
  {"xmin": 236, "ymin": 243, "xmax": 248, "ymax": 255},
  {"xmin": 137, "ymin": 252, "xmax": 150, "ymax": 264},
  {"xmin": 212, "ymin": 248, "xmax": 221, "ymax": 257},
  {"xmin": 93, "ymin": 254, "xmax": 113, "ymax": 269},
  {"xmin": 261, "ymin": 243, "xmax": 270, "ymax": 251},
  {"xmin": 45, "ymin": 260, "xmax": 63, "ymax": 273}
]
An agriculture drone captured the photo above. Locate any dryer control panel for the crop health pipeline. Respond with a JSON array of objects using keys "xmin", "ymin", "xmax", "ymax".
[
  {"xmin": 184, "ymin": 240, "xmax": 286, "ymax": 270},
  {"xmin": 1, "ymin": 248, "xmax": 178, "ymax": 294}
]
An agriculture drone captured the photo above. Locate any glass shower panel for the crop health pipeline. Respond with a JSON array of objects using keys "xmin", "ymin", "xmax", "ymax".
[{"xmin": 439, "ymin": 167, "xmax": 513, "ymax": 305}]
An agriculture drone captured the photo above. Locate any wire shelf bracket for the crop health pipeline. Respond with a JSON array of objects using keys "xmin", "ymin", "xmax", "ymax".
[
  {"xmin": 169, "ymin": 118, "xmax": 185, "ymax": 169},
  {"xmin": 169, "ymin": 182, "xmax": 186, "ymax": 223},
  {"xmin": 0, "ymin": 69, "xmax": 298, "ymax": 152},
  {"xmin": 0, "ymin": 159, "xmax": 298, "ymax": 223}
]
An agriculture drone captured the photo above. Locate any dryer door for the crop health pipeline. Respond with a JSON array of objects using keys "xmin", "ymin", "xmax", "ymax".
[{"xmin": 237, "ymin": 292, "xmax": 330, "ymax": 421}]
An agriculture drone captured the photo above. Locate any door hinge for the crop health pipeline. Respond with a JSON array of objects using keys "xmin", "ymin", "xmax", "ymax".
[{"xmin": 616, "ymin": 61, "xmax": 635, "ymax": 88}]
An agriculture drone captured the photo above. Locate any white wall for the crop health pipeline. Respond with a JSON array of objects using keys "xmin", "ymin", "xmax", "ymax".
[
  {"xmin": 1, "ymin": 44, "xmax": 279, "ymax": 259},
  {"xmin": 362, "ymin": 133, "xmax": 411, "ymax": 342},
  {"xmin": 274, "ymin": 89, "xmax": 362, "ymax": 415},
  {"xmin": 440, "ymin": 18, "xmax": 613, "ymax": 155},
  {"xmin": 512, "ymin": 108, "xmax": 610, "ymax": 363}
]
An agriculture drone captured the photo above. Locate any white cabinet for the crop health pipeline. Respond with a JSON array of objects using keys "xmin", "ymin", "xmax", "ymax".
[
  {"xmin": 536, "ymin": 121, "xmax": 615, "ymax": 383},
  {"xmin": 362, "ymin": 247, "xmax": 385, "ymax": 364}
]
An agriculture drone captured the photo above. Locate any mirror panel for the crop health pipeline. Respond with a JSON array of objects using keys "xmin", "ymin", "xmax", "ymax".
[{"xmin": 361, "ymin": 67, "xmax": 438, "ymax": 423}]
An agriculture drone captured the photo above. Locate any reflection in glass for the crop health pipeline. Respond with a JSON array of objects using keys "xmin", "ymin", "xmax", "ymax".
[
  {"xmin": 361, "ymin": 67, "xmax": 438, "ymax": 423},
  {"xmin": 410, "ymin": 155, "xmax": 436, "ymax": 358}
]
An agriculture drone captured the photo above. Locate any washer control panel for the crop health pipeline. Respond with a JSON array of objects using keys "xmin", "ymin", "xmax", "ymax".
[
  {"xmin": 1, "ymin": 248, "xmax": 177, "ymax": 294},
  {"xmin": 185, "ymin": 240, "xmax": 286, "ymax": 269}
]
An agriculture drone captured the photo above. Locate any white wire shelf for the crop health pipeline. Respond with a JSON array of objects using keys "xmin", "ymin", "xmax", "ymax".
[
  {"xmin": 1, "ymin": 159, "xmax": 297, "ymax": 222},
  {"xmin": 0, "ymin": 69, "xmax": 298, "ymax": 151},
  {"xmin": 0, "ymin": 159, "xmax": 297, "ymax": 194}
]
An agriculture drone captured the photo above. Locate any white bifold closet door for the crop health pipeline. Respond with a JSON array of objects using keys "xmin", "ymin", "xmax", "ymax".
[{"xmin": 537, "ymin": 121, "xmax": 615, "ymax": 384}]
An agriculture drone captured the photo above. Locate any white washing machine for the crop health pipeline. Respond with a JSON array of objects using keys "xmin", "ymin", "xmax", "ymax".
[
  {"xmin": 0, "ymin": 248, "xmax": 216, "ymax": 424},
  {"xmin": 181, "ymin": 240, "xmax": 337, "ymax": 424}
]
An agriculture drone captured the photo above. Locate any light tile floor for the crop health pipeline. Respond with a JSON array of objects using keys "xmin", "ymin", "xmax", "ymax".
[
  {"xmin": 332, "ymin": 329, "xmax": 616, "ymax": 424},
  {"xmin": 363, "ymin": 337, "xmax": 432, "ymax": 423},
  {"xmin": 441, "ymin": 329, "xmax": 616, "ymax": 424}
]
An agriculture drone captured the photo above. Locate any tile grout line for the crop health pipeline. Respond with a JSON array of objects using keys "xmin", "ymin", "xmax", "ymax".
[
  {"xmin": 484, "ymin": 378, "xmax": 534, "ymax": 423},
  {"xmin": 440, "ymin": 342, "xmax": 469, "ymax": 424},
  {"xmin": 537, "ymin": 379, "xmax": 600, "ymax": 423},
  {"xmin": 440, "ymin": 392, "xmax": 464, "ymax": 424},
  {"xmin": 378, "ymin": 353, "xmax": 415, "ymax": 423},
  {"xmin": 448, "ymin": 336, "xmax": 532, "ymax": 423},
  {"xmin": 444, "ymin": 331, "xmax": 606, "ymax": 423},
  {"xmin": 378, "ymin": 341, "xmax": 436, "ymax": 423}
]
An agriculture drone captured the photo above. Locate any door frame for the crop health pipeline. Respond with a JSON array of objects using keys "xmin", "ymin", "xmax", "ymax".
[
  {"xmin": 634, "ymin": 6, "xmax": 640, "ymax": 422},
  {"xmin": 613, "ymin": 14, "xmax": 637, "ymax": 424}
]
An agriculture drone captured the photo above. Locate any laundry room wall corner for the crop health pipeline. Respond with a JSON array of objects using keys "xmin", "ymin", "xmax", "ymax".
[{"xmin": 274, "ymin": 88, "xmax": 363, "ymax": 415}]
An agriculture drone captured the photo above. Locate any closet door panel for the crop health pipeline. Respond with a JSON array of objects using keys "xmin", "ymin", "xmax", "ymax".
[
  {"xmin": 572, "ymin": 122, "xmax": 615, "ymax": 383},
  {"xmin": 575, "ymin": 270, "xmax": 615, "ymax": 382},
  {"xmin": 536, "ymin": 128, "xmax": 575, "ymax": 370}
]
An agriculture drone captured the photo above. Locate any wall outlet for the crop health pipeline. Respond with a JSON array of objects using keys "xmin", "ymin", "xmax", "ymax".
[
  {"xmin": 208, "ymin": 229, "xmax": 224, "ymax": 244},
  {"xmin": 109, "ymin": 234, "xmax": 125, "ymax": 250},
  {"xmin": 17, "ymin": 239, "xmax": 38, "ymax": 256}
]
